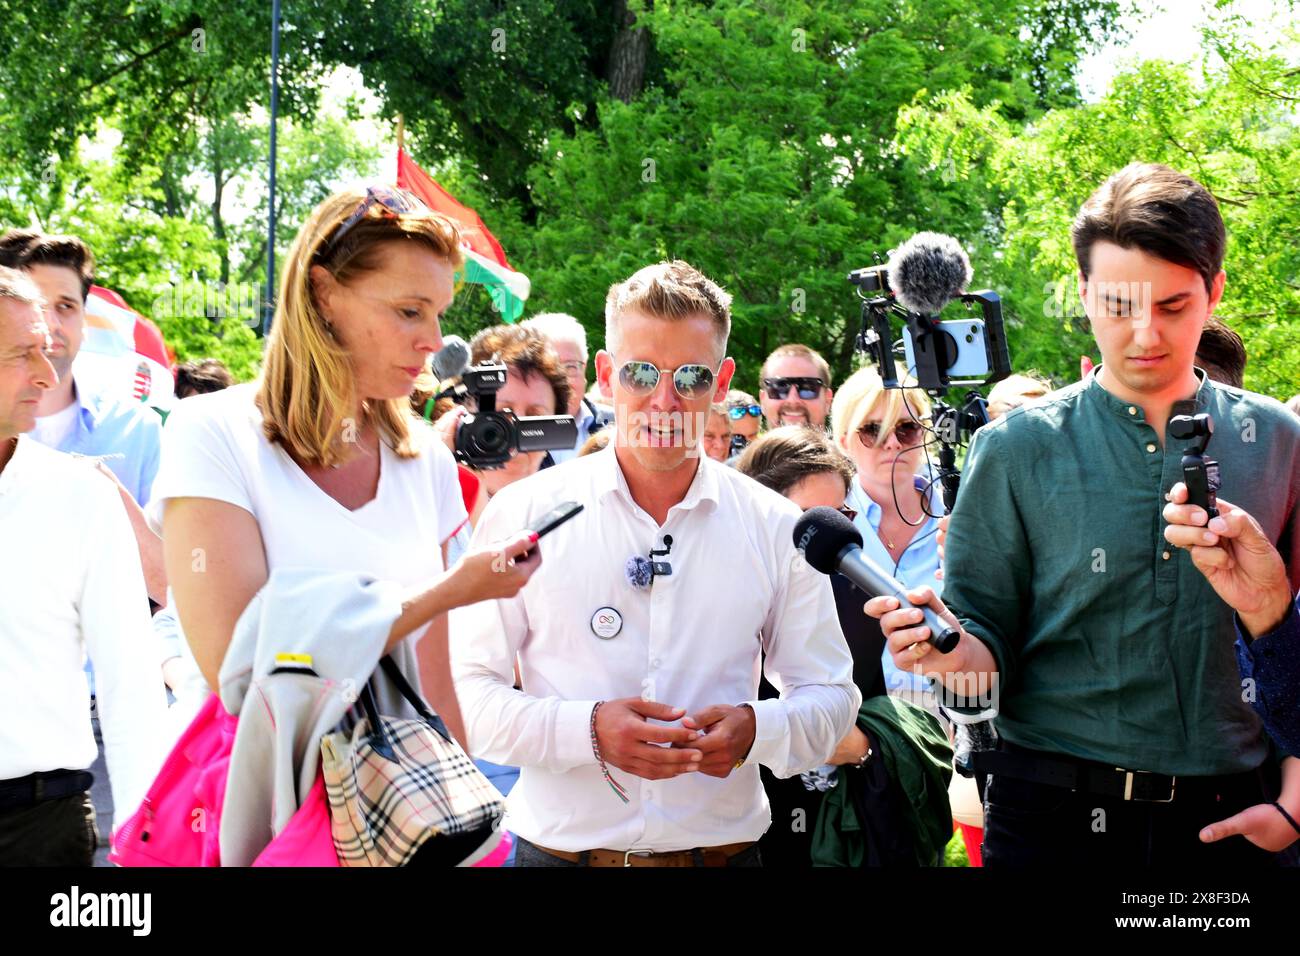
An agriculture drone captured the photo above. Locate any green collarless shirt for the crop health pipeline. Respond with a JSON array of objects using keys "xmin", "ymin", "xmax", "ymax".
[{"xmin": 943, "ymin": 368, "xmax": 1300, "ymax": 775}]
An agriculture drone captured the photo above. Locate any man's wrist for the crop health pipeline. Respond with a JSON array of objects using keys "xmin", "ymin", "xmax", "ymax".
[
  {"xmin": 736, "ymin": 703, "xmax": 757, "ymax": 765},
  {"xmin": 1241, "ymin": 591, "xmax": 1296, "ymax": 641}
]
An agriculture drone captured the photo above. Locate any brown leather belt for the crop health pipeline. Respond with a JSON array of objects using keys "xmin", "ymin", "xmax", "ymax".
[{"xmin": 532, "ymin": 841, "xmax": 755, "ymax": 867}]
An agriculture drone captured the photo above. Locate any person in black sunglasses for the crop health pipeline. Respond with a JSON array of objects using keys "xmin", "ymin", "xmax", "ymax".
[{"xmin": 759, "ymin": 343, "xmax": 834, "ymax": 431}]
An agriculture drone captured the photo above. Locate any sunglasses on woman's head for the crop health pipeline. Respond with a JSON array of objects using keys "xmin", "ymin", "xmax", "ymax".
[
  {"xmin": 857, "ymin": 420, "xmax": 927, "ymax": 448},
  {"xmin": 728, "ymin": 404, "xmax": 762, "ymax": 420},
  {"xmin": 617, "ymin": 360, "xmax": 717, "ymax": 400},
  {"xmin": 320, "ymin": 185, "xmax": 428, "ymax": 259},
  {"xmin": 763, "ymin": 377, "xmax": 825, "ymax": 401}
]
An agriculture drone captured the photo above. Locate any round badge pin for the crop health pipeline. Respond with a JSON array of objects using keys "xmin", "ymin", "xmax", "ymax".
[{"xmin": 590, "ymin": 607, "xmax": 623, "ymax": 640}]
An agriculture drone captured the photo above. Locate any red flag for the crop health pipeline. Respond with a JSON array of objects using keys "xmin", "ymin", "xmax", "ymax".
[{"xmin": 397, "ymin": 148, "xmax": 511, "ymax": 269}]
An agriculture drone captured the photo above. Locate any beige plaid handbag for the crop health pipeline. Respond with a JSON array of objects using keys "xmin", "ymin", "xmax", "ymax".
[{"xmin": 320, "ymin": 657, "xmax": 505, "ymax": 866}]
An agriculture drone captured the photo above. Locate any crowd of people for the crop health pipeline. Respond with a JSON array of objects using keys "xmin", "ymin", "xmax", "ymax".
[{"xmin": 3, "ymin": 161, "xmax": 1300, "ymax": 868}]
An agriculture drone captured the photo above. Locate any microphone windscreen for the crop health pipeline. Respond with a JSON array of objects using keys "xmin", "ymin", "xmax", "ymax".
[
  {"xmin": 887, "ymin": 232, "xmax": 973, "ymax": 315},
  {"xmin": 793, "ymin": 506, "xmax": 863, "ymax": 575},
  {"xmin": 625, "ymin": 555, "xmax": 654, "ymax": 589},
  {"xmin": 433, "ymin": 335, "xmax": 471, "ymax": 380}
]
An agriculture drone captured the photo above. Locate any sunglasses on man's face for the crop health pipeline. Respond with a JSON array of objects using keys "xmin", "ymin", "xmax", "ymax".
[
  {"xmin": 320, "ymin": 185, "xmax": 428, "ymax": 259},
  {"xmin": 728, "ymin": 404, "xmax": 762, "ymax": 421},
  {"xmin": 857, "ymin": 420, "xmax": 927, "ymax": 448},
  {"xmin": 763, "ymin": 377, "xmax": 825, "ymax": 401},
  {"xmin": 617, "ymin": 359, "xmax": 717, "ymax": 400}
]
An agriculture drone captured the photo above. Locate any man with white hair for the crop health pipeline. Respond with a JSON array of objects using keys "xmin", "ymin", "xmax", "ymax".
[{"xmin": 522, "ymin": 312, "xmax": 612, "ymax": 464}]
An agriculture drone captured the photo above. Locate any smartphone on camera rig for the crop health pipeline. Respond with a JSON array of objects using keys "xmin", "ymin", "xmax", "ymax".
[
  {"xmin": 449, "ymin": 363, "xmax": 578, "ymax": 470},
  {"xmin": 847, "ymin": 261, "xmax": 1011, "ymax": 393}
]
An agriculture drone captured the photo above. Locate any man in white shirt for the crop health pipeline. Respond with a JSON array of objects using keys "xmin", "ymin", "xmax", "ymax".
[
  {"xmin": 0, "ymin": 268, "xmax": 167, "ymax": 865},
  {"xmin": 522, "ymin": 311, "xmax": 612, "ymax": 463},
  {"xmin": 452, "ymin": 261, "xmax": 859, "ymax": 866},
  {"xmin": 0, "ymin": 229, "xmax": 166, "ymax": 604}
]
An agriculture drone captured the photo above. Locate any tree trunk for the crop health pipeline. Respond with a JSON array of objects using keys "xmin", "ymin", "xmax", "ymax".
[
  {"xmin": 212, "ymin": 164, "xmax": 229, "ymax": 287},
  {"xmin": 607, "ymin": 0, "xmax": 649, "ymax": 103}
]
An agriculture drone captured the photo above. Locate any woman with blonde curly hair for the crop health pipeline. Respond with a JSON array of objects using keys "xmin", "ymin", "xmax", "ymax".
[{"xmin": 152, "ymin": 186, "xmax": 540, "ymax": 746}]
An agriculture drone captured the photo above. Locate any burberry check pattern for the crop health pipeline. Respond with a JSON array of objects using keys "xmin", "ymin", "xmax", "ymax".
[{"xmin": 321, "ymin": 713, "xmax": 504, "ymax": 867}]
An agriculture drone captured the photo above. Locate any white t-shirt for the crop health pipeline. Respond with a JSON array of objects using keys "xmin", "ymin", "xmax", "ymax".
[
  {"xmin": 30, "ymin": 400, "xmax": 79, "ymax": 450},
  {"xmin": 148, "ymin": 384, "xmax": 469, "ymax": 681}
]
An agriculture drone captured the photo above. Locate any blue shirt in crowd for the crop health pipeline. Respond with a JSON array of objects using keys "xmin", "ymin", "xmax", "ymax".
[{"xmin": 49, "ymin": 383, "xmax": 164, "ymax": 505}]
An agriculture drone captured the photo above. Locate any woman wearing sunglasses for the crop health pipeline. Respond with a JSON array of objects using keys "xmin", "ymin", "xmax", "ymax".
[
  {"xmin": 831, "ymin": 365, "xmax": 945, "ymax": 714},
  {"xmin": 152, "ymin": 186, "xmax": 542, "ymax": 753}
]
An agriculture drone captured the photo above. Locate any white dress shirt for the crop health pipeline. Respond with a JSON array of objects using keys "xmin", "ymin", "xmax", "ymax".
[
  {"xmin": 450, "ymin": 444, "xmax": 860, "ymax": 853},
  {"xmin": 0, "ymin": 437, "xmax": 168, "ymax": 826}
]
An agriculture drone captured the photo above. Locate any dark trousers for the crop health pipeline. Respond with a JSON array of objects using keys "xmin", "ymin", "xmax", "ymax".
[
  {"xmin": 982, "ymin": 752, "xmax": 1285, "ymax": 867},
  {"xmin": 515, "ymin": 837, "xmax": 763, "ymax": 867},
  {"xmin": 0, "ymin": 792, "xmax": 98, "ymax": 867}
]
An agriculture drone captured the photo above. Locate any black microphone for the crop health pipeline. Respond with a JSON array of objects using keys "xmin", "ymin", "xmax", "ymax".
[
  {"xmin": 887, "ymin": 231, "xmax": 973, "ymax": 315},
  {"xmin": 432, "ymin": 335, "xmax": 471, "ymax": 380},
  {"xmin": 793, "ymin": 506, "xmax": 960, "ymax": 654}
]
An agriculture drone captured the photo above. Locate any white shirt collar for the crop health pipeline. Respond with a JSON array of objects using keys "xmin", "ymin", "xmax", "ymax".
[{"xmin": 592, "ymin": 442, "xmax": 721, "ymax": 518}]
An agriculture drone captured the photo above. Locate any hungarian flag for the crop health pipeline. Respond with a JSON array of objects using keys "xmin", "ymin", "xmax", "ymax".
[
  {"xmin": 396, "ymin": 148, "xmax": 530, "ymax": 322},
  {"xmin": 74, "ymin": 285, "xmax": 176, "ymax": 410}
]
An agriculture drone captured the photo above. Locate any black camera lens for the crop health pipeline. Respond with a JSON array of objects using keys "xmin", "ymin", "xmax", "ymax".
[{"xmin": 466, "ymin": 414, "xmax": 512, "ymax": 459}]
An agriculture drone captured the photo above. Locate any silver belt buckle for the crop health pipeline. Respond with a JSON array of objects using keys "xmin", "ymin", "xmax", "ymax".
[
  {"xmin": 624, "ymin": 849, "xmax": 654, "ymax": 867},
  {"xmin": 1118, "ymin": 768, "xmax": 1176, "ymax": 802}
]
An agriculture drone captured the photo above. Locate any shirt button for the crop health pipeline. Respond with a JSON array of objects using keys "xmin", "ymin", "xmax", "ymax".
[
  {"xmin": 1128, "ymin": 406, "xmax": 1137, "ymax": 415},
  {"xmin": 1162, "ymin": 550, "xmax": 1171, "ymax": 560},
  {"xmin": 1146, "ymin": 443, "xmax": 1157, "ymax": 453},
  {"xmin": 651, "ymin": 658, "xmax": 661, "ymax": 668}
]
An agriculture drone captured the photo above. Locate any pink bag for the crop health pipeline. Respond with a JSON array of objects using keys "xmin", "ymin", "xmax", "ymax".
[
  {"xmin": 252, "ymin": 771, "xmax": 339, "ymax": 867},
  {"xmin": 471, "ymin": 830, "xmax": 513, "ymax": 868},
  {"xmin": 111, "ymin": 694, "xmax": 339, "ymax": 867},
  {"xmin": 111, "ymin": 694, "xmax": 233, "ymax": 866}
]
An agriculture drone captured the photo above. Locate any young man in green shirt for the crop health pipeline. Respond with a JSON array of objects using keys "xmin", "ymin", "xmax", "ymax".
[{"xmin": 867, "ymin": 162, "xmax": 1300, "ymax": 866}]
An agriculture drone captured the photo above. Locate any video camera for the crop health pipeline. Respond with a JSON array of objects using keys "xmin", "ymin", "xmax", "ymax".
[{"xmin": 451, "ymin": 363, "xmax": 578, "ymax": 470}]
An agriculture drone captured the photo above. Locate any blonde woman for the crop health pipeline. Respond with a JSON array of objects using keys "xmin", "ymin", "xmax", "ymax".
[
  {"xmin": 831, "ymin": 366, "xmax": 944, "ymax": 707},
  {"xmin": 151, "ymin": 186, "xmax": 540, "ymax": 747}
]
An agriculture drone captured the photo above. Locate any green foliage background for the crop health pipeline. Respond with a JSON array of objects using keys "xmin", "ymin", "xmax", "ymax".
[{"xmin": 1, "ymin": 0, "xmax": 1296, "ymax": 400}]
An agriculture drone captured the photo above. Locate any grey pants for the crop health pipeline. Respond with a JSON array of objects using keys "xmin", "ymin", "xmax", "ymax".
[{"xmin": 515, "ymin": 837, "xmax": 762, "ymax": 867}]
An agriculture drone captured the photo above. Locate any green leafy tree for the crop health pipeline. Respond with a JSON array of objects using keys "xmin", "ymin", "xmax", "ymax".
[
  {"xmin": 508, "ymin": 0, "xmax": 1125, "ymax": 388},
  {"xmin": 895, "ymin": 22, "xmax": 1300, "ymax": 398}
]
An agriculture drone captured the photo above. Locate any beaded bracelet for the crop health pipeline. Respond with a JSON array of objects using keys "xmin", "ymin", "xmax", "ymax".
[
  {"xmin": 1273, "ymin": 801, "xmax": 1300, "ymax": 837},
  {"xmin": 591, "ymin": 701, "xmax": 629, "ymax": 803}
]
